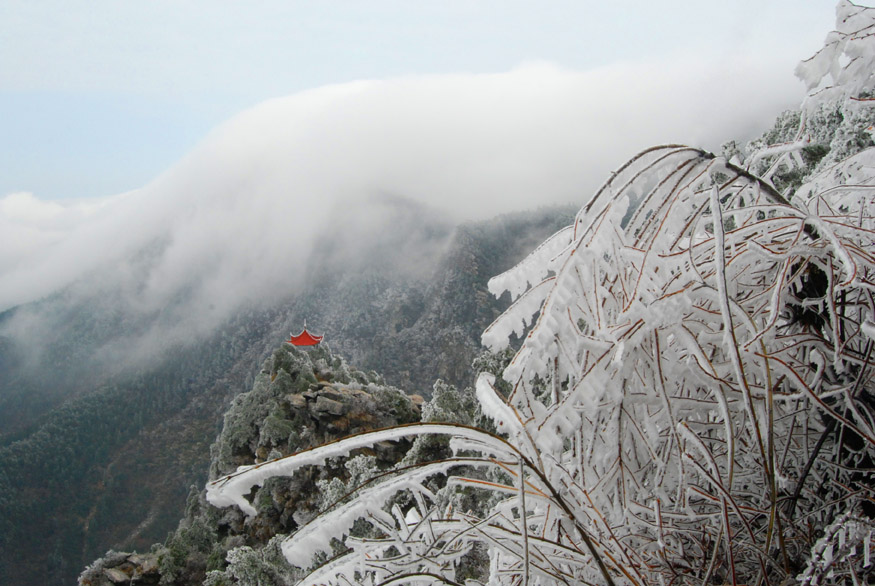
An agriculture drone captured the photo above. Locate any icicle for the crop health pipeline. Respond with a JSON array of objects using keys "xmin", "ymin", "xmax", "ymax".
[
  {"xmin": 865, "ymin": 531, "xmax": 871, "ymax": 568},
  {"xmin": 519, "ymin": 457, "xmax": 530, "ymax": 586}
]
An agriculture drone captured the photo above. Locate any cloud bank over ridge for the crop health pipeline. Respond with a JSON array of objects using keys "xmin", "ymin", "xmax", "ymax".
[{"xmin": 0, "ymin": 57, "xmax": 801, "ymax": 324}]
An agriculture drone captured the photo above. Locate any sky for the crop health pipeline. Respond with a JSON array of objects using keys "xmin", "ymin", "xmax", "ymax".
[
  {"xmin": 0, "ymin": 0, "xmax": 859, "ymax": 333},
  {"xmin": 0, "ymin": 1, "xmax": 842, "ymax": 201}
]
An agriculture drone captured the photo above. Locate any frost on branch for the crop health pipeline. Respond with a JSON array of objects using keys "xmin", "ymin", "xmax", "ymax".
[
  {"xmin": 481, "ymin": 143, "xmax": 875, "ymax": 584},
  {"xmin": 796, "ymin": 0, "xmax": 875, "ymax": 100},
  {"xmin": 797, "ymin": 513, "xmax": 875, "ymax": 586},
  {"xmin": 748, "ymin": 1, "xmax": 875, "ymax": 193}
]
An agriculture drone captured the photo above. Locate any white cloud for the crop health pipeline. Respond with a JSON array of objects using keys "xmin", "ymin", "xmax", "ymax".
[
  {"xmin": 0, "ymin": 56, "xmax": 801, "ymax": 325},
  {"xmin": 0, "ymin": 191, "xmax": 117, "ymax": 275}
]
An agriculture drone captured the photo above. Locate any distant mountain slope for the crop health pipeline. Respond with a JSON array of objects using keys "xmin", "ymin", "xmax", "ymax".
[{"xmin": 0, "ymin": 204, "xmax": 572, "ymax": 586}]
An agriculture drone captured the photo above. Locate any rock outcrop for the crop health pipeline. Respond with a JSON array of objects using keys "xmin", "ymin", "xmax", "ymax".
[
  {"xmin": 80, "ymin": 552, "xmax": 160, "ymax": 585},
  {"xmin": 81, "ymin": 343, "xmax": 422, "ymax": 586}
]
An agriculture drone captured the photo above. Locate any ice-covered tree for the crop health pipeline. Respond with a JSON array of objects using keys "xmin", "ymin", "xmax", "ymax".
[{"xmin": 206, "ymin": 4, "xmax": 875, "ymax": 585}]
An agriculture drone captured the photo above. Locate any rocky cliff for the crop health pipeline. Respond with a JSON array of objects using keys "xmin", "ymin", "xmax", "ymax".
[{"xmin": 80, "ymin": 343, "xmax": 428, "ymax": 585}]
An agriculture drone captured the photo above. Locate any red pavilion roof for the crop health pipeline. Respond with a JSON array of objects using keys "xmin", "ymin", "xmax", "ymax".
[{"xmin": 287, "ymin": 327, "xmax": 324, "ymax": 346}]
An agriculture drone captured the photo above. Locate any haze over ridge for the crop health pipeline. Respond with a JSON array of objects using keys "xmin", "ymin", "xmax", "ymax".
[{"xmin": 0, "ymin": 57, "xmax": 800, "ymax": 329}]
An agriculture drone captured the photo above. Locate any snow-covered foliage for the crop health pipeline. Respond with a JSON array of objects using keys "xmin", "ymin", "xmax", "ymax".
[
  {"xmin": 206, "ymin": 5, "xmax": 875, "ymax": 585},
  {"xmin": 796, "ymin": 1, "xmax": 875, "ymax": 104},
  {"xmin": 204, "ymin": 537, "xmax": 301, "ymax": 586},
  {"xmin": 797, "ymin": 513, "xmax": 875, "ymax": 586},
  {"xmin": 747, "ymin": 1, "xmax": 875, "ymax": 193}
]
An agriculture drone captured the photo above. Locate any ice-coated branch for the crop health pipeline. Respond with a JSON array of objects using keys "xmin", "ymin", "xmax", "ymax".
[{"xmin": 207, "ymin": 422, "xmax": 519, "ymax": 516}]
